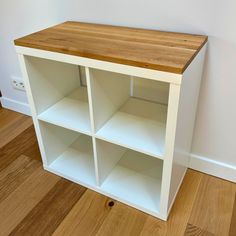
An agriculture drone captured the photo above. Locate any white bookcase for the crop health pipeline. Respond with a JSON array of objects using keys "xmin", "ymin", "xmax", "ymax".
[{"xmin": 16, "ymin": 43, "xmax": 206, "ymax": 220}]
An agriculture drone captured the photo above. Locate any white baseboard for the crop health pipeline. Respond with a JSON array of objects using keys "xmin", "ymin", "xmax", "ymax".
[
  {"xmin": 0, "ymin": 97, "xmax": 31, "ymax": 116},
  {"xmin": 189, "ymin": 153, "xmax": 236, "ymax": 183}
]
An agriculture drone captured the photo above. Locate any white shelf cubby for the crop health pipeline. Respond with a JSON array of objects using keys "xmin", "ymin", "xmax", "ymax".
[
  {"xmin": 39, "ymin": 121, "xmax": 96, "ymax": 187},
  {"xmin": 23, "ymin": 56, "xmax": 91, "ymax": 135},
  {"xmin": 96, "ymin": 138, "xmax": 163, "ymax": 215},
  {"xmin": 88, "ymin": 68, "xmax": 168, "ymax": 159}
]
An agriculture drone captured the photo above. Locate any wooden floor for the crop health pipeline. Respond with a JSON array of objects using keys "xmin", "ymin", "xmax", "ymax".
[{"xmin": 0, "ymin": 107, "xmax": 235, "ymax": 236}]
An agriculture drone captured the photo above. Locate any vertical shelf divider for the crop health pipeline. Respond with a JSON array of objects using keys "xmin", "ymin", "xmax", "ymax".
[{"xmin": 85, "ymin": 66, "xmax": 100, "ymax": 186}]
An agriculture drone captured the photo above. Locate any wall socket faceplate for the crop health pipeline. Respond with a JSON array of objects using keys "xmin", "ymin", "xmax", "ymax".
[{"xmin": 11, "ymin": 77, "xmax": 25, "ymax": 91}]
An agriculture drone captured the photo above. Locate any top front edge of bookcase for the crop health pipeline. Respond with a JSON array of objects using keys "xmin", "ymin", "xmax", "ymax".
[{"xmin": 14, "ymin": 21, "xmax": 207, "ymax": 74}]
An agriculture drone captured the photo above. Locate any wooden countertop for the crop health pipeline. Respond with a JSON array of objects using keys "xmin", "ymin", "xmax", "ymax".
[{"xmin": 14, "ymin": 21, "xmax": 207, "ymax": 74}]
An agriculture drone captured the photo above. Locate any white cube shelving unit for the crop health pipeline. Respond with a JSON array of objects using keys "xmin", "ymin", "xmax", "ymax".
[{"xmin": 15, "ymin": 22, "xmax": 207, "ymax": 220}]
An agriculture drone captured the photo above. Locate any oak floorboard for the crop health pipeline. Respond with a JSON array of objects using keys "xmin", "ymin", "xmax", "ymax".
[
  {"xmin": 22, "ymin": 135, "xmax": 42, "ymax": 162},
  {"xmin": 0, "ymin": 107, "xmax": 23, "ymax": 130},
  {"xmin": 0, "ymin": 166, "xmax": 59, "ymax": 236},
  {"xmin": 96, "ymin": 202, "xmax": 148, "ymax": 236},
  {"xmin": 0, "ymin": 155, "xmax": 40, "ymax": 202},
  {"xmin": 139, "ymin": 169, "xmax": 203, "ymax": 236},
  {"xmin": 0, "ymin": 109, "xmax": 32, "ymax": 148},
  {"xmin": 228, "ymin": 193, "xmax": 236, "ymax": 236},
  {"xmin": 53, "ymin": 190, "xmax": 114, "ymax": 236},
  {"xmin": 184, "ymin": 223, "xmax": 214, "ymax": 236},
  {"xmin": 188, "ymin": 174, "xmax": 236, "ymax": 236},
  {"xmin": 10, "ymin": 178, "xmax": 86, "ymax": 236},
  {"xmin": 0, "ymin": 125, "xmax": 39, "ymax": 171}
]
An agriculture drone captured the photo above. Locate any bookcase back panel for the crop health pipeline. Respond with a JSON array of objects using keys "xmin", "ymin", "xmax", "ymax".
[{"xmin": 133, "ymin": 77, "xmax": 169, "ymax": 105}]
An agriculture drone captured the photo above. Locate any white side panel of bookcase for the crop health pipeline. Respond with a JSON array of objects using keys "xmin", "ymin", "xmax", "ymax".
[
  {"xmin": 159, "ymin": 83, "xmax": 181, "ymax": 220},
  {"xmin": 167, "ymin": 44, "xmax": 207, "ymax": 214},
  {"xmin": 17, "ymin": 54, "xmax": 48, "ymax": 166}
]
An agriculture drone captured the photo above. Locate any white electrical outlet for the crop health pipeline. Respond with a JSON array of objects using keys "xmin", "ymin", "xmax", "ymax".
[{"xmin": 11, "ymin": 77, "xmax": 25, "ymax": 91}]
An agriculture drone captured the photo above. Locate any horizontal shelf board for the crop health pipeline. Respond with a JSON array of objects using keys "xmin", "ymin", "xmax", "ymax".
[
  {"xmin": 38, "ymin": 87, "xmax": 91, "ymax": 134},
  {"xmin": 48, "ymin": 135, "xmax": 96, "ymax": 186},
  {"xmin": 96, "ymin": 98, "xmax": 167, "ymax": 158},
  {"xmin": 101, "ymin": 150, "xmax": 162, "ymax": 213}
]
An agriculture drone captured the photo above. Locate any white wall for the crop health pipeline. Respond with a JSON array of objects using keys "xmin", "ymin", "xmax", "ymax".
[
  {"xmin": 0, "ymin": 0, "xmax": 66, "ymax": 113},
  {"xmin": 1, "ymin": 0, "xmax": 235, "ymax": 180}
]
